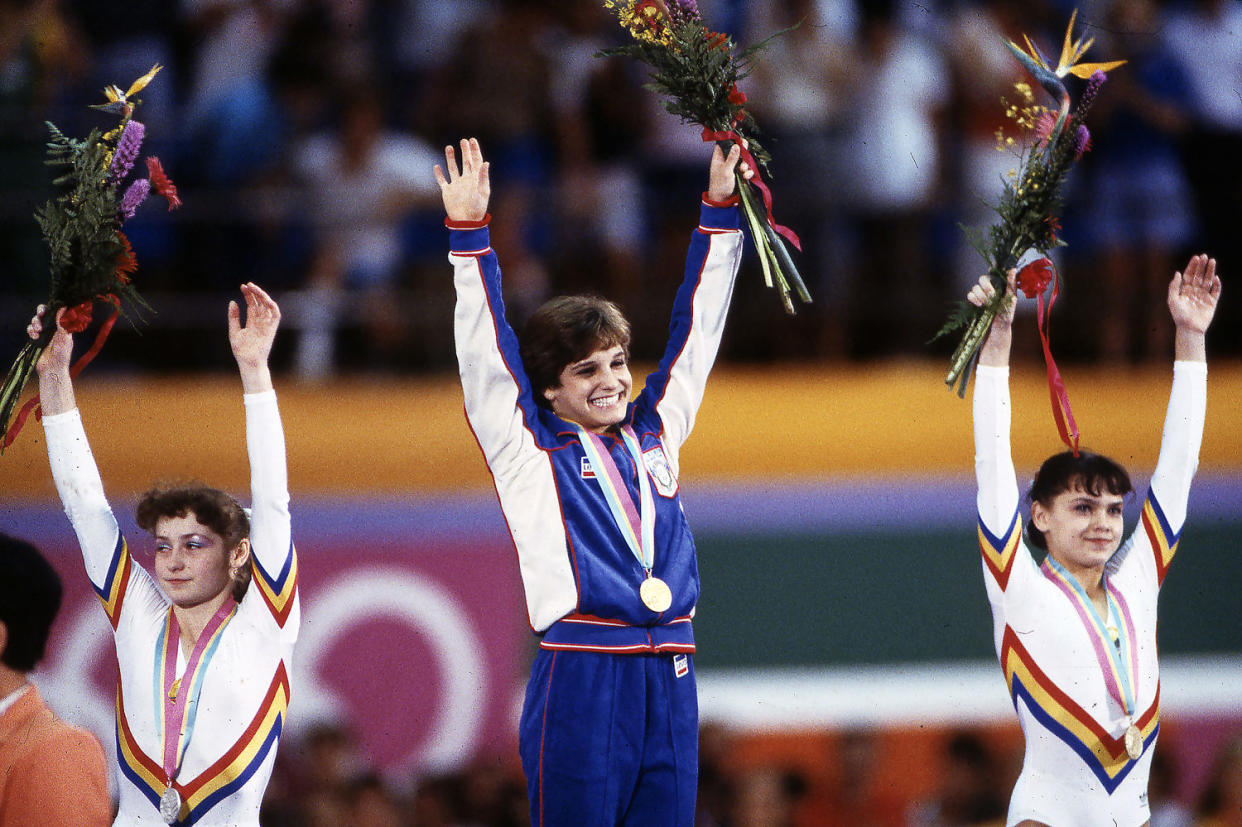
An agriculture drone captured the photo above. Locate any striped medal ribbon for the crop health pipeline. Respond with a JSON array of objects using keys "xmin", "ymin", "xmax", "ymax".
[
  {"xmin": 1042, "ymin": 557, "xmax": 1144, "ymax": 760},
  {"xmin": 155, "ymin": 597, "xmax": 237, "ymax": 823},
  {"xmin": 575, "ymin": 424, "xmax": 671, "ymax": 613}
]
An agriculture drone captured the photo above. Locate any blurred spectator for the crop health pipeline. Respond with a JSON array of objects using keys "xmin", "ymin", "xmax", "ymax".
[
  {"xmin": 697, "ymin": 721, "xmax": 734, "ymax": 827},
  {"xmin": 292, "ymin": 82, "xmax": 441, "ymax": 377},
  {"xmin": 1163, "ymin": 0, "xmax": 1242, "ymax": 353},
  {"xmin": 1149, "ymin": 745, "xmax": 1193, "ymax": 827},
  {"xmin": 797, "ymin": 728, "xmax": 906, "ymax": 827},
  {"xmin": 343, "ymin": 773, "xmax": 405, "ymax": 827},
  {"xmin": 838, "ymin": 0, "xmax": 949, "ymax": 358},
  {"xmin": 0, "ymin": 533, "xmax": 111, "ymax": 826},
  {"xmin": 733, "ymin": 765, "xmax": 808, "ymax": 827},
  {"xmin": 943, "ymin": 0, "xmax": 1032, "ymax": 297},
  {"xmin": 746, "ymin": 0, "xmax": 859, "ymax": 358},
  {"xmin": 542, "ymin": 4, "xmax": 647, "ymax": 314},
  {"xmin": 905, "ymin": 731, "xmax": 1006, "ymax": 826},
  {"xmin": 0, "ymin": 0, "xmax": 86, "ymax": 294},
  {"xmin": 1197, "ymin": 733, "xmax": 1242, "ymax": 827},
  {"xmin": 1083, "ymin": 0, "xmax": 1196, "ymax": 363}
]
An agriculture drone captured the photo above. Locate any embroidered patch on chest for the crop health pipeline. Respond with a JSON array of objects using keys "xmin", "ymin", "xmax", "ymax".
[
  {"xmin": 580, "ymin": 456, "xmax": 595, "ymax": 479},
  {"xmin": 673, "ymin": 653, "xmax": 689, "ymax": 678},
  {"xmin": 642, "ymin": 444, "xmax": 677, "ymax": 497}
]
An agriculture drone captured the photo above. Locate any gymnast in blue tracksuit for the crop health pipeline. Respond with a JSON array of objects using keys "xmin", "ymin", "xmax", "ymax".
[{"xmin": 435, "ymin": 137, "xmax": 749, "ymax": 825}]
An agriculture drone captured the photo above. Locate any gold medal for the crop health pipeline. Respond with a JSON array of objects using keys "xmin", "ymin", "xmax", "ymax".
[
  {"xmin": 639, "ymin": 577, "xmax": 673, "ymax": 613},
  {"xmin": 160, "ymin": 784, "xmax": 181, "ymax": 824},
  {"xmin": 1124, "ymin": 724, "xmax": 1143, "ymax": 760}
]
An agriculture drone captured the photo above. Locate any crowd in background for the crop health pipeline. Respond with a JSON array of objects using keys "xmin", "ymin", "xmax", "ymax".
[
  {"xmin": 2, "ymin": 0, "xmax": 1241, "ymax": 376},
  {"xmin": 254, "ymin": 721, "xmax": 1242, "ymax": 826}
]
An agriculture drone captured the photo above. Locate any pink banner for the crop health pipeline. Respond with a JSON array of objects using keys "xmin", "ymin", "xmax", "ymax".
[{"xmin": 32, "ymin": 532, "xmax": 529, "ymax": 778}]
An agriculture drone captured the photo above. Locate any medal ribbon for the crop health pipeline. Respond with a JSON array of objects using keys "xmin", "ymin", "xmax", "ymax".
[
  {"xmin": 575, "ymin": 424, "xmax": 656, "ymax": 573},
  {"xmin": 1041, "ymin": 557, "xmax": 1137, "ymax": 717},
  {"xmin": 1016, "ymin": 257, "xmax": 1080, "ymax": 455},
  {"xmin": 157, "ymin": 598, "xmax": 237, "ymax": 787}
]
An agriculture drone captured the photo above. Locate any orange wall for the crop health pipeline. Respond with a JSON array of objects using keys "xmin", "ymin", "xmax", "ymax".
[{"xmin": 3, "ymin": 361, "xmax": 1240, "ymax": 498}]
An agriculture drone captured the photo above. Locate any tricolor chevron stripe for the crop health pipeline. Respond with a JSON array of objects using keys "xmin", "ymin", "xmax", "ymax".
[
  {"xmin": 116, "ymin": 663, "xmax": 291, "ymax": 825},
  {"xmin": 978, "ymin": 508, "xmax": 1021, "ymax": 591},
  {"xmin": 91, "ymin": 534, "xmax": 131, "ymax": 630},
  {"xmin": 1140, "ymin": 491, "xmax": 1179, "ymax": 585},
  {"xmin": 1000, "ymin": 627, "xmax": 1158, "ymax": 792},
  {"xmin": 251, "ymin": 545, "xmax": 298, "ymax": 628}
]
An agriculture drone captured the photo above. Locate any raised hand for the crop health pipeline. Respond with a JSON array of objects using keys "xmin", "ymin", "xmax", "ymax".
[
  {"xmin": 707, "ymin": 142, "xmax": 754, "ymax": 203},
  {"xmin": 434, "ymin": 137, "xmax": 490, "ymax": 222},
  {"xmin": 1168, "ymin": 254, "xmax": 1221, "ymax": 335},
  {"xmin": 29, "ymin": 306, "xmax": 74, "ymax": 378},
  {"xmin": 30, "ymin": 306, "xmax": 77, "ymax": 416},
  {"xmin": 968, "ymin": 269, "xmax": 1018, "ymax": 367},
  {"xmin": 228, "ymin": 282, "xmax": 280, "ymax": 393}
]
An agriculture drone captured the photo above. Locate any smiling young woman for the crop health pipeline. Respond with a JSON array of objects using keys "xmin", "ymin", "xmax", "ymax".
[
  {"xmin": 437, "ymin": 136, "xmax": 751, "ymax": 825},
  {"xmin": 967, "ymin": 255, "xmax": 1221, "ymax": 826},
  {"xmin": 31, "ymin": 283, "xmax": 298, "ymax": 825}
]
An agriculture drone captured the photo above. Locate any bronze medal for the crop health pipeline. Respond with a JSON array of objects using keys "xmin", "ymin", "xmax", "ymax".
[
  {"xmin": 1124, "ymin": 724, "xmax": 1143, "ymax": 760},
  {"xmin": 640, "ymin": 577, "xmax": 673, "ymax": 613}
]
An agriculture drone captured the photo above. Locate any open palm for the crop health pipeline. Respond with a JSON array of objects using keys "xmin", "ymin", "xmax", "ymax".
[{"xmin": 1168, "ymin": 254, "xmax": 1221, "ymax": 334}]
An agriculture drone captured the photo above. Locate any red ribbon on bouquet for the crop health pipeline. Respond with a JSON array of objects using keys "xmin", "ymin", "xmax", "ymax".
[
  {"xmin": 3, "ymin": 295, "xmax": 121, "ymax": 448},
  {"xmin": 1017, "ymin": 257, "xmax": 1080, "ymax": 456},
  {"xmin": 701, "ymin": 124, "xmax": 802, "ymax": 251}
]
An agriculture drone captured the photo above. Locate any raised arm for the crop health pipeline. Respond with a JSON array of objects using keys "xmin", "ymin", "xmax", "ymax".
[
  {"xmin": 229, "ymin": 284, "xmax": 294, "ymax": 618},
  {"xmin": 1149, "ymin": 254, "xmax": 1220, "ymax": 532},
  {"xmin": 31, "ymin": 307, "xmax": 122, "ymax": 591},
  {"xmin": 439, "ymin": 138, "xmax": 547, "ymax": 470},
  {"xmin": 638, "ymin": 144, "xmax": 750, "ymax": 454},
  {"xmin": 969, "ymin": 272, "xmax": 1021, "ymax": 538}
]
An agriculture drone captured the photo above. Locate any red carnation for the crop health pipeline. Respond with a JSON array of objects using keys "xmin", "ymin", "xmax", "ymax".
[
  {"xmin": 145, "ymin": 156, "xmax": 181, "ymax": 210},
  {"xmin": 1017, "ymin": 256, "xmax": 1054, "ymax": 298}
]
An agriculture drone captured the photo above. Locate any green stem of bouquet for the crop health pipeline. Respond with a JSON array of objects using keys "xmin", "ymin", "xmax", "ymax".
[{"xmin": 0, "ymin": 342, "xmax": 43, "ymax": 452}]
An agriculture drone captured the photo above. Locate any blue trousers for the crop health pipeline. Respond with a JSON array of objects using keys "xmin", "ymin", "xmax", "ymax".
[{"xmin": 519, "ymin": 649, "xmax": 698, "ymax": 826}]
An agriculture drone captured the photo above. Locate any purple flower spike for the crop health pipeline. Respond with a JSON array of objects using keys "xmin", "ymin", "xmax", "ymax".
[
  {"xmin": 118, "ymin": 178, "xmax": 150, "ymax": 221},
  {"xmin": 1073, "ymin": 124, "xmax": 1092, "ymax": 159},
  {"xmin": 109, "ymin": 120, "xmax": 146, "ymax": 184}
]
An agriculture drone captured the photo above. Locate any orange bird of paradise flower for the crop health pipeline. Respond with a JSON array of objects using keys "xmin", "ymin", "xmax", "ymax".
[
  {"xmin": 1005, "ymin": 10, "xmax": 1124, "ymax": 144},
  {"xmin": 91, "ymin": 64, "xmax": 163, "ymax": 119}
]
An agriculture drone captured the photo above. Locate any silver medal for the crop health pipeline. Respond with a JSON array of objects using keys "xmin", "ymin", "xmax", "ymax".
[{"xmin": 160, "ymin": 785, "xmax": 181, "ymax": 824}]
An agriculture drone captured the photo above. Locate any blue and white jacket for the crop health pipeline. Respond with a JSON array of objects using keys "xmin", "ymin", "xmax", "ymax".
[{"xmin": 450, "ymin": 196, "xmax": 743, "ymax": 653}]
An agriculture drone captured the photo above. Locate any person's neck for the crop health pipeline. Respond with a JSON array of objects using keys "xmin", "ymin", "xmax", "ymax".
[
  {"xmin": 0, "ymin": 664, "xmax": 29, "ymax": 699},
  {"xmin": 1052, "ymin": 554, "xmax": 1108, "ymax": 610},
  {"xmin": 173, "ymin": 589, "xmax": 233, "ymax": 654}
]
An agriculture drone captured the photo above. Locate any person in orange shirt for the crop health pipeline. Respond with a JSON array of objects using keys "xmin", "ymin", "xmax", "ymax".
[{"xmin": 0, "ymin": 533, "xmax": 111, "ymax": 826}]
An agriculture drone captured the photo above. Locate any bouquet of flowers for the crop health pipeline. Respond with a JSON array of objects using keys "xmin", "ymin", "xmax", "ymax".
[
  {"xmin": 936, "ymin": 10, "xmax": 1123, "ymax": 397},
  {"xmin": 0, "ymin": 65, "xmax": 180, "ymax": 451},
  {"xmin": 598, "ymin": 0, "xmax": 810, "ymax": 314}
]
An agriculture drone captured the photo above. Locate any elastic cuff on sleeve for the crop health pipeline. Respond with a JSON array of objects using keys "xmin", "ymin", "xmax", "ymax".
[
  {"xmin": 975, "ymin": 365, "xmax": 1010, "ymax": 377},
  {"xmin": 448, "ymin": 217, "xmax": 492, "ymax": 254},
  {"xmin": 444, "ymin": 214, "xmax": 491, "ymax": 230},
  {"xmin": 701, "ymin": 192, "xmax": 739, "ymax": 208},
  {"xmin": 698, "ymin": 198, "xmax": 741, "ymax": 231}
]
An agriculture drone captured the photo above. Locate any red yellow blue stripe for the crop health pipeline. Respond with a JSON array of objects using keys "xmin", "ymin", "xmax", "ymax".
[
  {"xmin": 1140, "ymin": 490, "xmax": 1179, "ymax": 585},
  {"xmin": 91, "ymin": 534, "xmax": 132, "ymax": 630},
  {"xmin": 978, "ymin": 508, "xmax": 1021, "ymax": 591},
  {"xmin": 177, "ymin": 663, "xmax": 290, "ymax": 824},
  {"xmin": 116, "ymin": 663, "xmax": 290, "ymax": 825},
  {"xmin": 251, "ymin": 544, "xmax": 299, "ymax": 628},
  {"xmin": 1000, "ymin": 626, "xmax": 1158, "ymax": 792}
]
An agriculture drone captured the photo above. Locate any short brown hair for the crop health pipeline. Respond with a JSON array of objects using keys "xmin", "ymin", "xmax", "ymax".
[
  {"xmin": 136, "ymin": 484, "xmax": 252, "ymax": 600},
  {"xmin": 520, "ymin": 295, "xmax": 631, "ymax": 407},
  {"xmin": 1025, "ymin": 451, "xmax": 1133, "ymax": 550}
]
